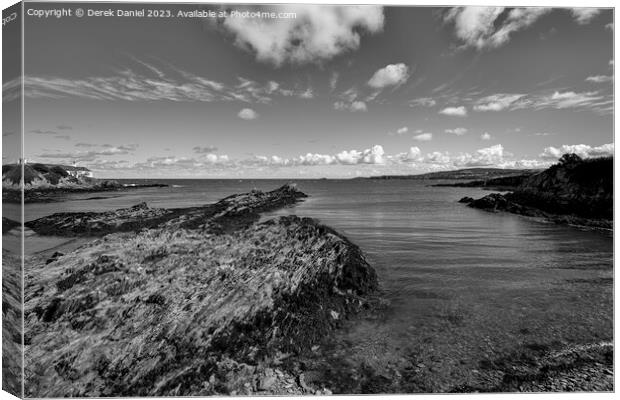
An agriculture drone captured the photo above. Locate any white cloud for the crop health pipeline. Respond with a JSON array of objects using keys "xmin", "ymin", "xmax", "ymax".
[
  {"xmin": 540, "ymin": 143, "xmax": 614, "ymax": 160},
  {"xmin": 445, "ymin": 127, "xmax": 468, "ymax": 136},
  {"xmin": 571, "ymin": 8, "xmax": 601, "ymax": 25},
  {"xmin": 396, "ymin": 126, "xmax": 408, "ymax": 135},
  {"xmin": 586, "ymin": 75, "xmax": 613, "ymax": 83},
  {"xmin": 266, "ymin": 81, "xmax": 280, "ymax": 94},
  {"xmin": 473, "ymin": 94, "xmax": 524, "ymax": 111},
  {"xmin": 336, "ymin": 145, "xmax": 385, "ymax": 164},
  {"xmin": 297, "ymin": 153, "xmax": 336, "ymax": 165},
  {"xmin": 238, "ymin": 108, "xmax": 258, "ymax": 120},
  {"xmin": 221, "ymin": 5, "xmax": 384, "ymax": 66},
  {"xmin": 413, "ymin": 133, "xmax": 433, "ymax": 141},
  {"xmin": 394, "ymin": 146, "xmax": 422, "ymax": 162},
  {"xmin": 367, "ymin": 63, "xmax": 409, "ymax": 89},
  {"xmin": 462, "ymin": 144, "xmax": 504, "ymax": 166},
  {"xmin": 481, "ymin": 132, "xmax": 492, "ymax": 140},
  {"xmin": 405, "ymin": 147, "xmax": 422, "ymax": 160},
  {"xmin": 334, "ymin": 100, "xmax": 367, "ymax": 112},
  {"xmin": 444, "ymin": 7, "xmax": 550, "ymax": 50},
  {"xmin": 350, "ymin": 101, "xmax": 368, "ymax": 112},
  {"xmin": 299, "ymin": 88, "xmax": 314, "ymax": 99},
  {"xmin": 409, "ymin": 97, "xmax": 436, "ymax": 108},
  {"xmin": 439, "ymin": 106, "xmax": 467, "ymax": 117}
]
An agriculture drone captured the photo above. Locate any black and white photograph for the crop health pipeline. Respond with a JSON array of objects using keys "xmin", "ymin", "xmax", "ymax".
[{"xmin": 1, "ymin": 0, "xmax": 615, "ymax": 397}]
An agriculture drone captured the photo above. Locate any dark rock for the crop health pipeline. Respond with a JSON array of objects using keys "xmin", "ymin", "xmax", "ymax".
[
  {"xmin": 461, "ymin": 154, "xmax": 612, "ymax": 229},
  {"xmin": 25, "ymin": 184, "xmax": 309, "ymax": 237},
  {"xmin": 130, "ymin": 202, "xmax": 149, "ymax": 210},
  {"xmin": 458, "ymin": 197, "xmax": 474, "ymax": 204},
  {"xmin": 46, "ymin": 251, "xmax": 65, "ymax": 265},
  {"xmin": 2, "ymin": 217, "xmax": 20, "ymax": 234}
]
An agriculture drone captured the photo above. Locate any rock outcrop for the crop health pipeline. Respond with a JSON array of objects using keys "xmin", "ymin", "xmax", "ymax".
[
  {"xmin": 25, "ymin": 184, "xmax": 307, "ymax": 236},
  {"xmin": 2, "ymin": 251, "xmax": 22, "ymax": 397},
  {"xmin": 462, "ymin": 155, "xmax": 613, "ymax": 229},
  {"xmin": 22, "ymin": 185, "xmax": 377, "ymax": 397},
  {"xmin": 2, "ymin": 217, "xmax": 20, "ymax": 234},
  {"xmin": 2, "ymin": 163, "xmax": 169, "ymax": 203}
]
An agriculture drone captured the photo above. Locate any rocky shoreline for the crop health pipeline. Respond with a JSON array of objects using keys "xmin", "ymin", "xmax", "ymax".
[
  {"xmin": 19, "ymin": 184, "xmax": 308, "ymax": 236},
  {"xmin": 21, "ymin": 184, "xmax": 378, "ymax": 397},
  {"xmin": 459, "ymin": 193, "xmax": 612, "ymax": 230},
  {"xmin": 459, "ymin": 155, "xmax": 612, "ymax": 230},
  {"xmin": 451, "ymin": 341, "xmax": 613, "ymax": 392},
  {"xmin": 5, "ymin": 179, "xmax": 613, "ymax": 395},
  {"xmin": 3, "ymin": 182, "xmax": 169, "ymax": 204}
]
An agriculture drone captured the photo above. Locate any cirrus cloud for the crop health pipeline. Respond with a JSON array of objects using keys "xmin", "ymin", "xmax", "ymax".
[
  {"xmin": 473, "ymin": 94, "xmax": 524, "ymax": 112},
  {"xmin": 413, "ymin": 132, "xmax": 433, "ymax": 141},
  {"xmin": 439, "ymin": 106, "xmax": 467, "ymax": 117}
]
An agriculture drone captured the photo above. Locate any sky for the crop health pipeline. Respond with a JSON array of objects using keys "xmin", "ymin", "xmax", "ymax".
[{"xmin": 2, "ymin": 3, "xmax": 614, "ymax": 178}]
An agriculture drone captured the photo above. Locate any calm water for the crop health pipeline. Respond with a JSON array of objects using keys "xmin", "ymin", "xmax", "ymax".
[{"xmin": 16, "ymin": 179, "xmax": 614, "ymax": 391}]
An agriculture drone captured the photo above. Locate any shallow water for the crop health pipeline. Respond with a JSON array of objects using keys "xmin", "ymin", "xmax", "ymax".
[{"xmin": 14, "ymin": 179, "xmax": 614, "ymax": 391}]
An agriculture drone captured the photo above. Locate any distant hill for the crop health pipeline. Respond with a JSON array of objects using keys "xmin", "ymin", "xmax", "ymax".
[{"xmin": 362, "ymin": 167, "xmax": 541, "ymax": 181}]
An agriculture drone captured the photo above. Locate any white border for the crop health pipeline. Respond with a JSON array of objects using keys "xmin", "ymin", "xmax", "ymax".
[{"xmin": 0, "ymin": 1, "xmax": 616, "ymax": 400}]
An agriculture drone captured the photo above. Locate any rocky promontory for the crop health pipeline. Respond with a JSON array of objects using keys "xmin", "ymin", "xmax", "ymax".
[
  {"xmin": 22, "ymin": 184, "xmax": 308, "ymax": 236},
  {"xmin": 22, "ymin": 184, "xmax": 378, "ymax": 397},
  {"xmin": 2, "ymin": 163, "xmax": 168, "ymax": 203},
  {"xmin": 461, "ymin": 154, "xmax": 613, "ymax": 229}
]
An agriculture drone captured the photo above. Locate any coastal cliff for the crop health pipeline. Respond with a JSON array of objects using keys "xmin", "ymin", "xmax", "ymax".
[
  {"xmin": 2, "ymin": 163, "xmax": 167, "ymax": 203},
  {"xmin": 461, "ymin": 154, "xmax": 612, "ymax": 229},
  {"xmin": 22, "ymin": 185, "xmax": 378, "ymax": 397}
]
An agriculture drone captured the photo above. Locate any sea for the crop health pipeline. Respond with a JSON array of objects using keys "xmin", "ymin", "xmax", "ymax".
[{"xmin": 7, "ymin": 179, "xmax": 614, "ymax": 391}]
